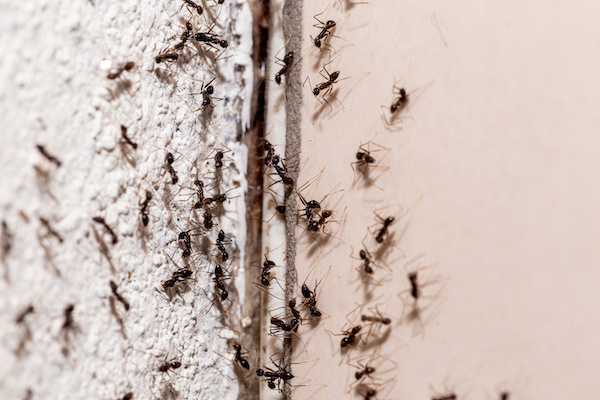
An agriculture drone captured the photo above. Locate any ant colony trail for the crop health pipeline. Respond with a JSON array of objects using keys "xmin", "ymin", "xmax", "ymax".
[{"xmin": 3, "ymin": 0, "xmax": 596, "ymax": 399}]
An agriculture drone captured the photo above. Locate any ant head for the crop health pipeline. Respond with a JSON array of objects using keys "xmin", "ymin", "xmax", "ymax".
[
  {"xmin": 330, "ymin": 71, "xmax": 340, "ymax": 81},
  {"xmin": 326, "ymin": 20, "xmax": 336, "ymax": 28},
  {"xmin": 307, "ymin": 200, "xmax": 321, "ymax": 210},
  {"xmin": 220, "ymin": 40, "xmax": 228, "ymax": 48},
  {"xmin": 171, "ymin": 361, "xmax": 182, "ymax": 369},
  {"xmin": 220, "ymin": 291, "xmax": 229, "ymax": 301},
  {"xmin": 322, "ymin": 210, "xmax": 333, "ymax": 218},
  {"xmin": 142, "ymin": 214, "xmax": 149, "ymax": 226},
  {"xmin": 313, "ymin": 87, "xmax": 321, "ymax": 96},
  {"xmin": 165, "ymin": 152, "xmax": 175, "ymax": 164},
  {"xmin": 215, "ymin": 265, "xmax": 223, "ymax": 275},
  {"xmin": 275, "ymin": 75, "xmax": 282, "ymax": 85},
  {"xmin": 359, "ymin": 249, "xmax": 367, "ymax": 259},
  {"xmin": 256, "ymin": 368, "xmax": 264, "ymax": 377},
  {"xmin": 276, "ymin": 205, "xmax": 285, "ymax": 213},
  {"xmin": 206, "ymin": 85, "xmax": 214, "ymax": 94},
  {"xmin": 301, "ymin": 283, "xmax": 313, "ymax": 299},
  {"xmin": 284, "ymin": 51, "xmax": 294, "ymax": 60}
]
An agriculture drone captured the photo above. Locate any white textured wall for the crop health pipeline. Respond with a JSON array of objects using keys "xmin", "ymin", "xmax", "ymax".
[{"xmin": 0, "ymin": 0, "xmax": 254, "ymax": 399}]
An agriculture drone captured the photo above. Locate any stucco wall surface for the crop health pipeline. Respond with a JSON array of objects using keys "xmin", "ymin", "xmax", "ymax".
[{"xmin": 0, "ymin": 0, "xmax": 253, "ymax": 399}]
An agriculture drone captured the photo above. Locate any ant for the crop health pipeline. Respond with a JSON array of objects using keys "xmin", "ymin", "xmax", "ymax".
[
  {"xmin": 233, "ymin": 343, "xmax": 249, "ymax": 370},
  {"xmin": 260, "ymin": 257, "xmax": 276, "ymax": 286},
  {"xmin": 92, "ymin": 216, "xmax": 118, "ymax": 244},
  {"xmin": 158, "ymin": 260, "xmax": 194, "ymax": 301},
  {"xmin": 358, "ymin": 247, "xmax": 375, "ymax": 275},
  {"xmin": 194, "ymin": 31, "xmax": 228, "ymax": 49},
  {"xmin": 120, "ymin": 125, "xmax": 137, "ymax": 149},
  {"xmin": 182, "ymin": 0, "xmax": 203, "ymax": 15},
  {"xmin": 199, "ymin": 78, "xmax": 216, "ymax": 110},
  {"xmin": 215, "ymin": 230, "xmax": 230, "ymax": 262},
  {"xmin": 155, "ymin": 51, "xmax": 178, "ymax": 64},
  {"xmin": 178, "ymin": 230, "xmax": 193, "ymax": 257},
  {"xmin": 301, "ymin": 282, "xmax": 322, "ymax": 318},
  {"xmin": 311, "ymin": 17, "xmax": 336, "ymax": 49},
  {"xmin": 203, "ymin": 211, "xmax": 214, "ymax": 230},
  {"xmin": 157, "ymin": 357, "xmax": 182, "ymax": 374},
  {"xmin": 262, "ymin": 140, "xmax": 276, "ymax": 167},
  {"xmin": 374, "ymin": 215, "xmax": 394, "ymax": 244},
  {"xmin": 256, "ymin": 357, "xmax": 294, "ymax": 391},
  {"xmin": 361, "ymin": 310, "xmax": 391, "ymax": 326},
  {"xmin": 288, "ymin": 298, "xmax": 302, "ymax": 332},
  {"xmin": 121, "ymin": 393, "xmax": 133, "ymax": 400},
  {"xmin": 275, "ymin": 51, "xmax": 293, "ymax": 85},
  {"xmin": 165, "ymin": 152, "xmax": 179, "ymax": 184},
  {"xmin": 340, "ymin": 324, "xmax": 362, "ymax": 348},
  {"xmin": 192, "ymin": 179, "xmax": 207, "ymax": 209},
  {"xmin": 36, "ymin": 144, "xmax": 61, "ymax": 167},
  {"xmin": 306, "ymin": 209, "xmax": 332, "ymax": 233},
  {"xmin": 212, "ymin": 264, "xmax": 229, "ymax": 301},
  {"xmin": 107, "ymin": 61, "xmax": 135, "ymax": 80},
  {"xmin": 271, "ymin": 155, "xmax": 294, "ymax": 186},
  {"xmin": 110, "ymin": 280, "xmax": 130, "ymax": 311},
  {"xmin": 313, "ymin": 67, "xmax": 339, "ymax": 98},
  {"xmin": 500, "ymin": 393, "xmax": 510, "ymax": 400},
  {"xmin": 270, "ymin": 316, "xmax": 292, "ymax": 335},
  {"xmin": 61, "ymin": 304, "xmax": 75, "ymax": 332},
  {"xmin": 214, "ymin": 150, "xmax": 224, "ymax": 169},
  {"xmin": 140, "ymin": 190, "xmax": 152, "ymax": 227}
]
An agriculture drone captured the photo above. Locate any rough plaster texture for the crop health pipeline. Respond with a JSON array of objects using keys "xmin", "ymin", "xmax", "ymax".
[{"xmin": 0, "ymin": 0, "xmax": 254, "ymax": 399}]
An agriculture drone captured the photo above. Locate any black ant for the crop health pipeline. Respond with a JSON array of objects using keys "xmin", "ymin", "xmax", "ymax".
[
  {"xmin": 199, "ymin": 78, "xmax": 215, "ymax": 109},
  {"xmin": 165, "ymin": 152, "xmax": 179, "ymax": 184},
  {"xmin": 340, "ymin": 324, "xmax": 362, "ymax": 348},
  {"xmin": 270, "ymin": 316, "xmax": 292, "ymax": 335},
  {"xmin": 119, "ymin": 125, "xmax": 137, "ymax": 149},
  {"xmin": 182, "ymin": 0, "xmax": 203, "ymax": 15},
  {"xmin": 181, "ymin": 20, "xmax": 194, "ymax": 43},
  {"xmin": 203, "ymin": 212, "xmax": 214, "ymax": 230},
  {"xmin": 36, "ymin": 144, "xmax": 61, "ymax": 167},
  {"xmin": 140, "ymin": 190, "xmax": 152, "ymax": 226},
  {"xmin": 374, "ymin": 215, "xmax": 394, "ymax": 243},
  {"xmin": 92, "ymin": 216, "xmax": 118, "ymax": 244},
  {"xmin": 158, "ymin": 260, "xmax": 194, "ymax": 301},
  {"xmin": 311, "ymin": 17, "xmax": 336, "ymax": 49},
  {"xmin": 158, "ymin": 357, "xmax": 182, "ymax": 374},
  {"xmin": 361, "ymin": 310, "xmax": 391, "ymax": 326},
  {"xmin": 15, "ymin": 305, "xmax": 35, "ymax": 324},
  {"xmin": 155, "ymin": 51, "xmax": 179, "ymax": 64},
  {"xmin": 301, "ymin": 281, "xmax": 322, "ymax": 318},
  {"xmin": 275, "ymin": 51, "xmax": 293, "ymax": 85},
  {"xmin": 214, "ymin": 150, "xmax": 224, "ymax": 169},
  {"xmin": 215, "ymin": 229, "xmax": 230, "ymax": 262},
  {"xmin": 107, "ymin": 61, "xmax": 135, "ymax": 80},
  {"xmin": 233, "ymin": 343, "xmax": 249, "ymax": 370},
  {"xmin": 313, "ymin": 67, "xmax": 339, "ymax": 97},
  {"xmin": 256, "ymin": 357, "xmax": 294, "ymax": 391},
  {"xmin": 354, "ymin": 363, "xmax": 376, "ymax": 382},
  {"xmin": 61, "ymin": 304, "xmax": 75, "ymax": 332},
  {"xmin": 260, "ymin": 257, "xmax": 276, "ymax": 286},
  {"xmin": 271, "ymin": 155, "xmax": 294, "ymax": 186},
  {"xmin": 192, "ymin": 179, "xmax": 207, "ymax": 209},
  {"xmin": 110, "ymin": 281, "xmax": 130, "ymax": 311},
  {"xmin": 194, "ymin": 31, "xmax": 228, "ymax": 49},
  {"xmin": 1, "ymin": 220, "xmax": 13, "ymax": 260},
  {"xmin": 262, "ymin": 140, "xmax": 276, "ymax": 167},
  {"xmin": 358, "ymin": 248, "xmax": 374, "ymax": 275},
  {"xmin": 288, "ymin": 298, "xmax": 302, "ymax": 332},
  {"xmin": 178, "ymin": 230, "xmax": 193, "ymax": 257},
  {"xmin": 212, "ymin": 264, "xmax": 229, "ymax": 301},
  {"xmin": 306, "ymin": 209, "xmax": 332, "ymax": 233}
]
